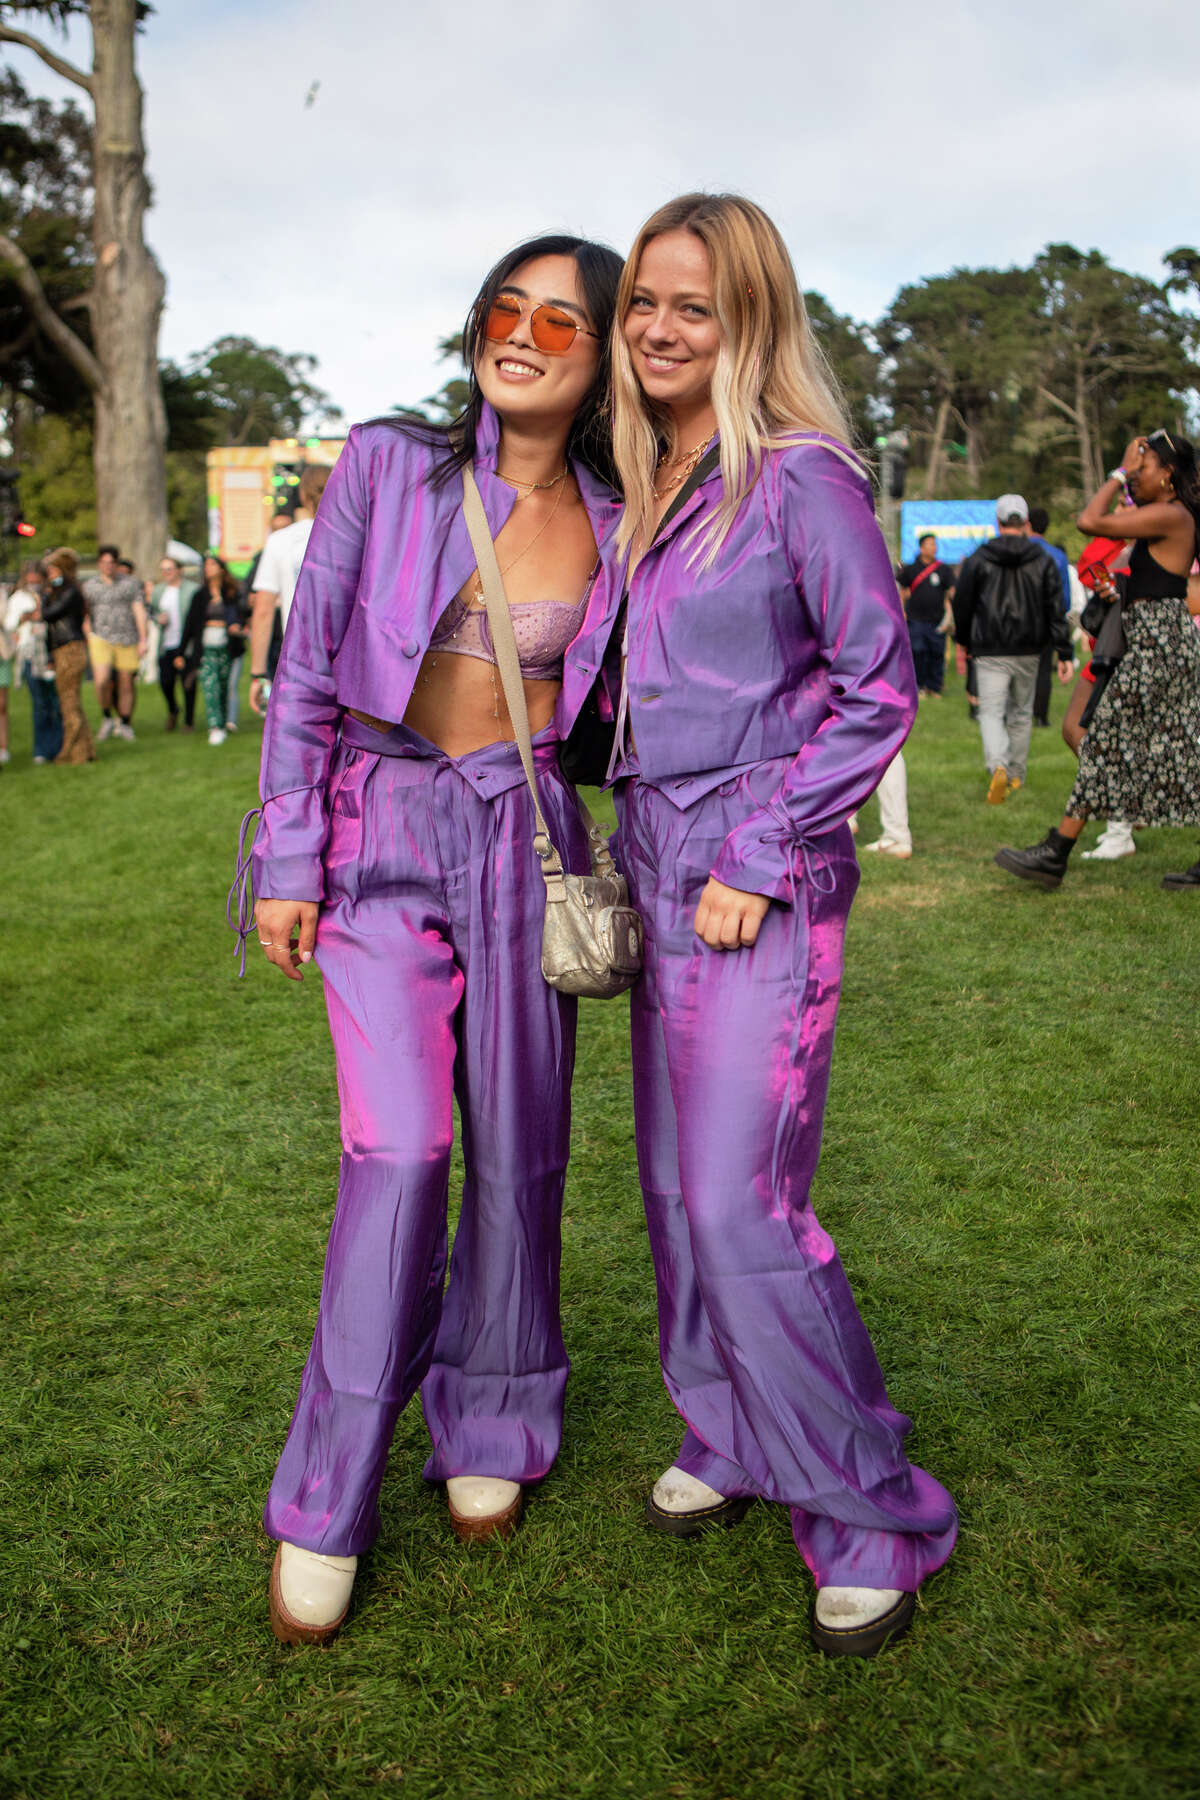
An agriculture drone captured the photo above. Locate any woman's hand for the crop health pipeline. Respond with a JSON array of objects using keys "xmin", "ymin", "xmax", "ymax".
[
  {"xmin": 173, "ymin": 655, "xmax": 185, "ymax": 669},
  {"xmin": 255, "ymin": 899, "xmax": 319, "ymax": 980},
  {"xmin": 693, "ymin": 877, "xmax": 770, "ymax": 949},
  {"xmin": 1120, "ymin": 436, "xmax": 1147, "ymax": 472}
]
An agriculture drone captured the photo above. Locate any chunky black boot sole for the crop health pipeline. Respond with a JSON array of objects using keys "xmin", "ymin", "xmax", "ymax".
[
  {"xmin": 810, "ymin": 1590, "xmax": 916, "ymax": 1659},
  {"xmin": 994, "ymin": 847, "xmax": 1065, "ymax": 890},
  {"xmin": 645, "ymin": 1493, "xmax": 754, "ymax": 1538}
]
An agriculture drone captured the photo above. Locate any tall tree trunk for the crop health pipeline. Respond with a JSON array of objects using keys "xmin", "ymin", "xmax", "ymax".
[
  {"xmin": 964, "ymin": 412, "xmax": 982, "ymax": 492},
  {"xmin": 89, "ymin": 0, "xmax": 166, "ymax": 573},
  {"xmin": 923, "ymin": 395, "xmax": 950, "ymax": 498}
]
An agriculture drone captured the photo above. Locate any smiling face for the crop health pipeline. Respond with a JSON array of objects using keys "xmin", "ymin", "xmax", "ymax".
[
  {"xmin": 474, "ymin": 253, "xmax": 601, "ymax": 434},
  {"xmin": 623, "ymin": 229, "xmax": 722, "ymax": 422},
  {"xmin": 97, "ymin": 550, "xmax": 116, "ymax": 580}
]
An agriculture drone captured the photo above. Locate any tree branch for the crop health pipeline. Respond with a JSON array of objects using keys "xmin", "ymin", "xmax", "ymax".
[
  {"xmin": 1037, "ymin": 385, "xmax": 1080, "ymax": 427},
  {"xmin": 0, "ymin": 233, "xmax": 104, "ymax": 392},
  {"xmin": 0, "ymin": 23, "xmax": 94, "ymax": 94}
]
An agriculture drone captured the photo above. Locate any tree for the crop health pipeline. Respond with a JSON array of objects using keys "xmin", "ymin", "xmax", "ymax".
[
  {"xmin": 394, "ymin": 333, "xmax": 469, "ymax": 424},
  {"xmin": 177, "ymin": 336, "xmax": 342, "ymax": 447},
  {"xmin": 0, "ymin": 64, "xmax": 94, "ymax": 427},
  {"xmin": 1031, "ymin": 244, "xmax": 1196, "ymax": 493},
  {"xmin": 0, "ymin": 0, "xmax": 167, "ymax": 572},
  {"xmin": 803, "ymin": 292, "xmax": 881, "ymax": 453}
]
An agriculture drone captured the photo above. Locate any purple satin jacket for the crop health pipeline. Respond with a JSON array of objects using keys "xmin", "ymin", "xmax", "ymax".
[
  {"xmin": 253, "ymin": 403, "xmax": 624, "ymax": 901},
  {"xmin": 559, "ymin": 438, "xmax": 917, "ymax": 901}
]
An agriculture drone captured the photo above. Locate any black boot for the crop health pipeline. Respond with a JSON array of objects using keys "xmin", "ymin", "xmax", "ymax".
[
  {"xmin": 1162, "ymin": 856, "xmax": 1200, "ymax": 890},
  {"xmin": 994, "ymin": 828, "xmax": 1074, "ymax": 890}
]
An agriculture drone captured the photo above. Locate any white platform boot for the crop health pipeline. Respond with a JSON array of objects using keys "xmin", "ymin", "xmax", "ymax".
[
  {"xmin": 445, "ymin": 1477, "xmax": 523, "ymax": 1542},
  {"xmin": 811, "ymin": 1585, "xmax": 915, "ymax": 1658},
  {"xmin": 269, "ymin": 1542, "xmax": 357, "ymax": 1646},
  {"xmin": 645, "ymin": 1464, "xmax": 754, "ymax": 1537}
]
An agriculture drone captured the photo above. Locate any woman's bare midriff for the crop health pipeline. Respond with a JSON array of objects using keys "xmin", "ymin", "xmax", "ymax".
[{"xmin": 401, "ymin": 651, "xmax": 559, "ymax": 757}]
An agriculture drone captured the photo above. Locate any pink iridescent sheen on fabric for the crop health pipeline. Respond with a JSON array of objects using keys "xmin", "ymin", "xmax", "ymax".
[{"xmin": 566, "ymin": 438, "xmax": 958, "ymax": 1591}]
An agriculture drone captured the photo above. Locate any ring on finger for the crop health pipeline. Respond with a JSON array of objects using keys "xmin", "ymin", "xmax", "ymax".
[{"xmin": 258, "ymin": 939, "xmax": 275, "ymax": 947}]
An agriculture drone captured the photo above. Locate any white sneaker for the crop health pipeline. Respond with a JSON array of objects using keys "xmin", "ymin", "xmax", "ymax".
[
  {"xmin": 861, "ymin": 837, "xmax": 913, "ymax": 860},
  {"xmin": 207, "ymin": 727, "xmax": 227, "ymax": 746},
  {"xmin": 446, "ymin": 1476, "xmax": 523, "ymax": 1541},
  {"xmin": 114, "ymin": 720, "xmax": 135, "ymax": 741},
  {"xmin": 0, "ymin": 748, "xmax": 9, "ymax": 764},
  {"xmin": 1081, "ymin": 821, "xmax": 1136, "ymax": 860},
  {"xmin": 96, "ymin": 718, "xmax": 116, "ymax": 741},
  {"xmin": 269, "ymin": 1541, "xmax": 357, "ymax": 1645},
  {"xmin": 225, "ymin": 719, "xmax": 238, "ymax": 732}
]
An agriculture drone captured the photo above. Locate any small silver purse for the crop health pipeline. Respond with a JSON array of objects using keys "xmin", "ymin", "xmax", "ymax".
[{"xmin": 461, "ymin": 466, "xmax": 643, "ymax": 1000}]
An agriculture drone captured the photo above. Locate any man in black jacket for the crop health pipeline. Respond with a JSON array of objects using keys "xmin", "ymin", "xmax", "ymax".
[{"xmin": 952, "ymin": 495, "xmax": 1074, "ymax": 803}]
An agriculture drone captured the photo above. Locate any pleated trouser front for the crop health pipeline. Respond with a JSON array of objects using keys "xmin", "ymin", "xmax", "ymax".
[
  {"xmin": 266, "ymin": 723, "xmax": 587, "ymax": 1556},
  {"xmin": 618, "ymin": 766, "xmax": 958, "ymax": 1590}
]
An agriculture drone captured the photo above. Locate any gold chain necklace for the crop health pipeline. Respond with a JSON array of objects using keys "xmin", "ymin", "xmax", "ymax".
[
  {"xmin": 496, "ymin": 465, "xmax": 567, "ymax": 499},
  {"xmin": 652, "ymin": 434, "xmax": 715, "ymax": 502}
]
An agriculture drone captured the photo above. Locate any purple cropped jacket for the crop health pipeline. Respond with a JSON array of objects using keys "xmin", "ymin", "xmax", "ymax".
[
  {"xmin": 252, "ymin": 403, "xmax": 624, "ymax": 901},
  {"xmin": 557, "ymin": 438, "xmax": 917, "ymax": 902}
]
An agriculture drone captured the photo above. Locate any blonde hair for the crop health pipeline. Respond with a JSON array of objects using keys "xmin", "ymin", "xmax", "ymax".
[
  {"xmin": 45, "ymin": 547, "xmax": 79, "ymax": 579},
  {"xmin": 612, "ymin": 193, "xmax": 858, "ymax": 568}
]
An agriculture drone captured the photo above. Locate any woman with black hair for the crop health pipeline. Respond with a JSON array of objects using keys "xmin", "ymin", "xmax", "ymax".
[
  {"xmin": 177, "ymin": 555, "xmax": 245, "ymax": 745},
  {"xmin": 242, "ymin": 235, "xmax": 623, "ymax": 1643},
  {"xmin": 996, "ymin": 430, "xmax": 1200, "ymax": 890}
]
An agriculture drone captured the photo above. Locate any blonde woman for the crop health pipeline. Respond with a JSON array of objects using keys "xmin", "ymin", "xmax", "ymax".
[{"xmin": 562, "ymin": 194, "xmax": 956, "ymax": 1657}]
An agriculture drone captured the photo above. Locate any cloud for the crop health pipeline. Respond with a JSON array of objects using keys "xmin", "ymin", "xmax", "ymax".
[{"xmin": 7, "ymin": 0, "xmax": 1199, "ymax": 424}]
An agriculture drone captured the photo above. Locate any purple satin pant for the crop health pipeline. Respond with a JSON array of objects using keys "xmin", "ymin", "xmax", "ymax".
[
  {"xmin": 265, "ymin": 721, "xmax": 588, "ymax": 1556},
  {"xmin": 618, "ymin": 768, "xmax": 958, "ymax": 1590}
]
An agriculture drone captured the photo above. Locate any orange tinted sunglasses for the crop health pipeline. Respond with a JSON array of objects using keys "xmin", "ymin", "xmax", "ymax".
[{"xmin": 484, "ymin": 294, "xmax": 598, "ymax": 355}]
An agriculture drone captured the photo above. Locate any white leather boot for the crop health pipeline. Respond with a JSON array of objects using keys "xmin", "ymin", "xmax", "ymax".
[
  {"xmin": 1081, "ymin": 820, "xmax": 1135, "ymax": 860},
  {"xmin": 269, "ymin": 1542, "xmax": 357, "ymax": 1645},
  {"xmin": 446, "ymin": 1476, "xmax": 522, "ymax": 1542},
  {"xmin": 811, "ymin": 1586, "xmax": 914, "ymax": 1658},
  {"xmin": 645, "ymin": 1465, "xmax": 753, "ymax": 1536}
]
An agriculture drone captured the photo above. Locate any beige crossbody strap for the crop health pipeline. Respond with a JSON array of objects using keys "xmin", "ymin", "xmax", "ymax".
[{"xmin": 460, "ymin": 465, "xmax": 618, "ymax": 884}]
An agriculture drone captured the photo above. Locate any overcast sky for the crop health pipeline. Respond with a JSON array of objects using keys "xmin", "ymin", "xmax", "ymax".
[{"xmin": 8, "ymin": 0, "xmax": 1200, "ymax": 428}]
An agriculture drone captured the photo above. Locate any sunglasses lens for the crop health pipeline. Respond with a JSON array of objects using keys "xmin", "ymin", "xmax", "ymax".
[
  {"xmin": 530, "ymin": 307, "xmax": 579, "ymax": 353},
  {"xmin": 484, "ymin": 298, "xmax": 521, "ymax": 343}
]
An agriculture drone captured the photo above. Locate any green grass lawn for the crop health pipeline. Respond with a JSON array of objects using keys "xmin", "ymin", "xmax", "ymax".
[{"xmin": 1, "ymin": 669, "xmax": 1197, "ymax": 1800}]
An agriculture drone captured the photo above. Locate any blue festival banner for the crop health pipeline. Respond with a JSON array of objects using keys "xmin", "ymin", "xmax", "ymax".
[{"xmin": 900, "ymin": 501, "xmax": 999, "ymax": 566}]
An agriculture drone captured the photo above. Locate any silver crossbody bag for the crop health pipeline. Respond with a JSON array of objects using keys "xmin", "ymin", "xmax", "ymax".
[{"xmin": 461, "ymin": 465, "xmax": 643, "ymax": 1000}]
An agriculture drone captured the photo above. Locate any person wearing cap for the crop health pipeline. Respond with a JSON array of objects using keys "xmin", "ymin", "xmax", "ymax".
[{"xmin": 951, "ymin": 495, "xmax": 1073, "ymax": 803}]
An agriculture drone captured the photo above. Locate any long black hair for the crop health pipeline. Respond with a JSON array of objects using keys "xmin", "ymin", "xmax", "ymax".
[
  {"xmin": 1146, "ymin": 428, "xmax": 1200, "ymax": 550},
  {"xmin": 381, "ymin": 233, "xmax": 623, "ymax": 490}
]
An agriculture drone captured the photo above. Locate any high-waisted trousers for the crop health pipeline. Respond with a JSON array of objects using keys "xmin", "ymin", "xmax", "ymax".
[
  {"xmin": 617, "ymin": 765, "xmax": 957, "ymax": 1591},
  {"xmin": 265, "ymin": 719, "xmax": 589, "ymax": 1556}
]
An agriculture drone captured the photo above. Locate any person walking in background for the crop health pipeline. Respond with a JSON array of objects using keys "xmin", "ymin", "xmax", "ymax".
[
  {"xmin": 177, "ymin": 555, "xmax": 244, "ymax": 745},
  {"xmin": 42, "ymin": 548, "xmax": 94, "ymax": 765},
  {"xmin": 83, "ymin": 545, "xmax": 146, "ymax": 742},
  {"xmin": 6, "ymin": 562, "xmax": 62, "ymax": 764},
  {"xmin": 952, "ymin": 494, "xmax": 1073, "ymax": 803},
  {"xmin": 1027, "ymin": 507, "xmax": 1072, "ymax": 728},
  {"xmin": 859, "ymin": 752, "xmax": 913, "ymax": 858},
  {"xmin": 248, "ymin": 466, "xmax": 332, "ymax": 714},
  {"xmin": 581, "ymin": 191, "xmax": 956, "ymax": 1658},
  {"xmin": 149, "ymin": 555, "xmax": 200, "ymax": 731},
  {"xmin": 897, "ymin": 532, "xmax": 954, "ymax": 696},
  {"xmin": 996, "ymin": 432, "xmax": 1200, "ymax": 891}
]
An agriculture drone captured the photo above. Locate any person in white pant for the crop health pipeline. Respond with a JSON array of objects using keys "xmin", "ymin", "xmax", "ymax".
[{"xmin": 859, "ymin": 752, "xmax": 912, "ymax": 858}]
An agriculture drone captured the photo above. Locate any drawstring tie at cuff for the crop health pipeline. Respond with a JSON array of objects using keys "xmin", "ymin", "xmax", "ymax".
[{"xmin": 226, "ymin": 807, "xmax": 262, "ymax": 977}]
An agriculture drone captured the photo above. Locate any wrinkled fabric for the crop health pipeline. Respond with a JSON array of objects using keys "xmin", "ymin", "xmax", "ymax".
[
  {"xmin": 265, "ymin": 724, "xmax": 590, "ymax": 1558},
  {"xmin": 252, "ymin": 403, "xmax": 623, "ymax": 904},
  {"xmin": 619, "ymin": 775, "xmax": 957, "ymax": 1590},
  {"xmin": 561, "ymin": 438, "xmax": 917, "ymax": 899},
  {"xmin": 579, "ymin": 438, "xmax": 954, "ymax": 1591}
]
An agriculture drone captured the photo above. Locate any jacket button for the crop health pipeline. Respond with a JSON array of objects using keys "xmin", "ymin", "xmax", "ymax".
[{"xmin": 402, "ymin": 638, "xmax": 420, "ymax": 658}]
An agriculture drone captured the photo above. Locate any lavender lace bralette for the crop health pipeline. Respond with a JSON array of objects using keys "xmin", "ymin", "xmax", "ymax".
[{"xmin": 428, "ymin": 593, "xmax": 587, "ymax": 683}]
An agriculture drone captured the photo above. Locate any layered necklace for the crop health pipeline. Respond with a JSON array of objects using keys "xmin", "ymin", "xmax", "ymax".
[{"xmin": 653, "ymin": 433, "xmax": 716, "ymax": 502}]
